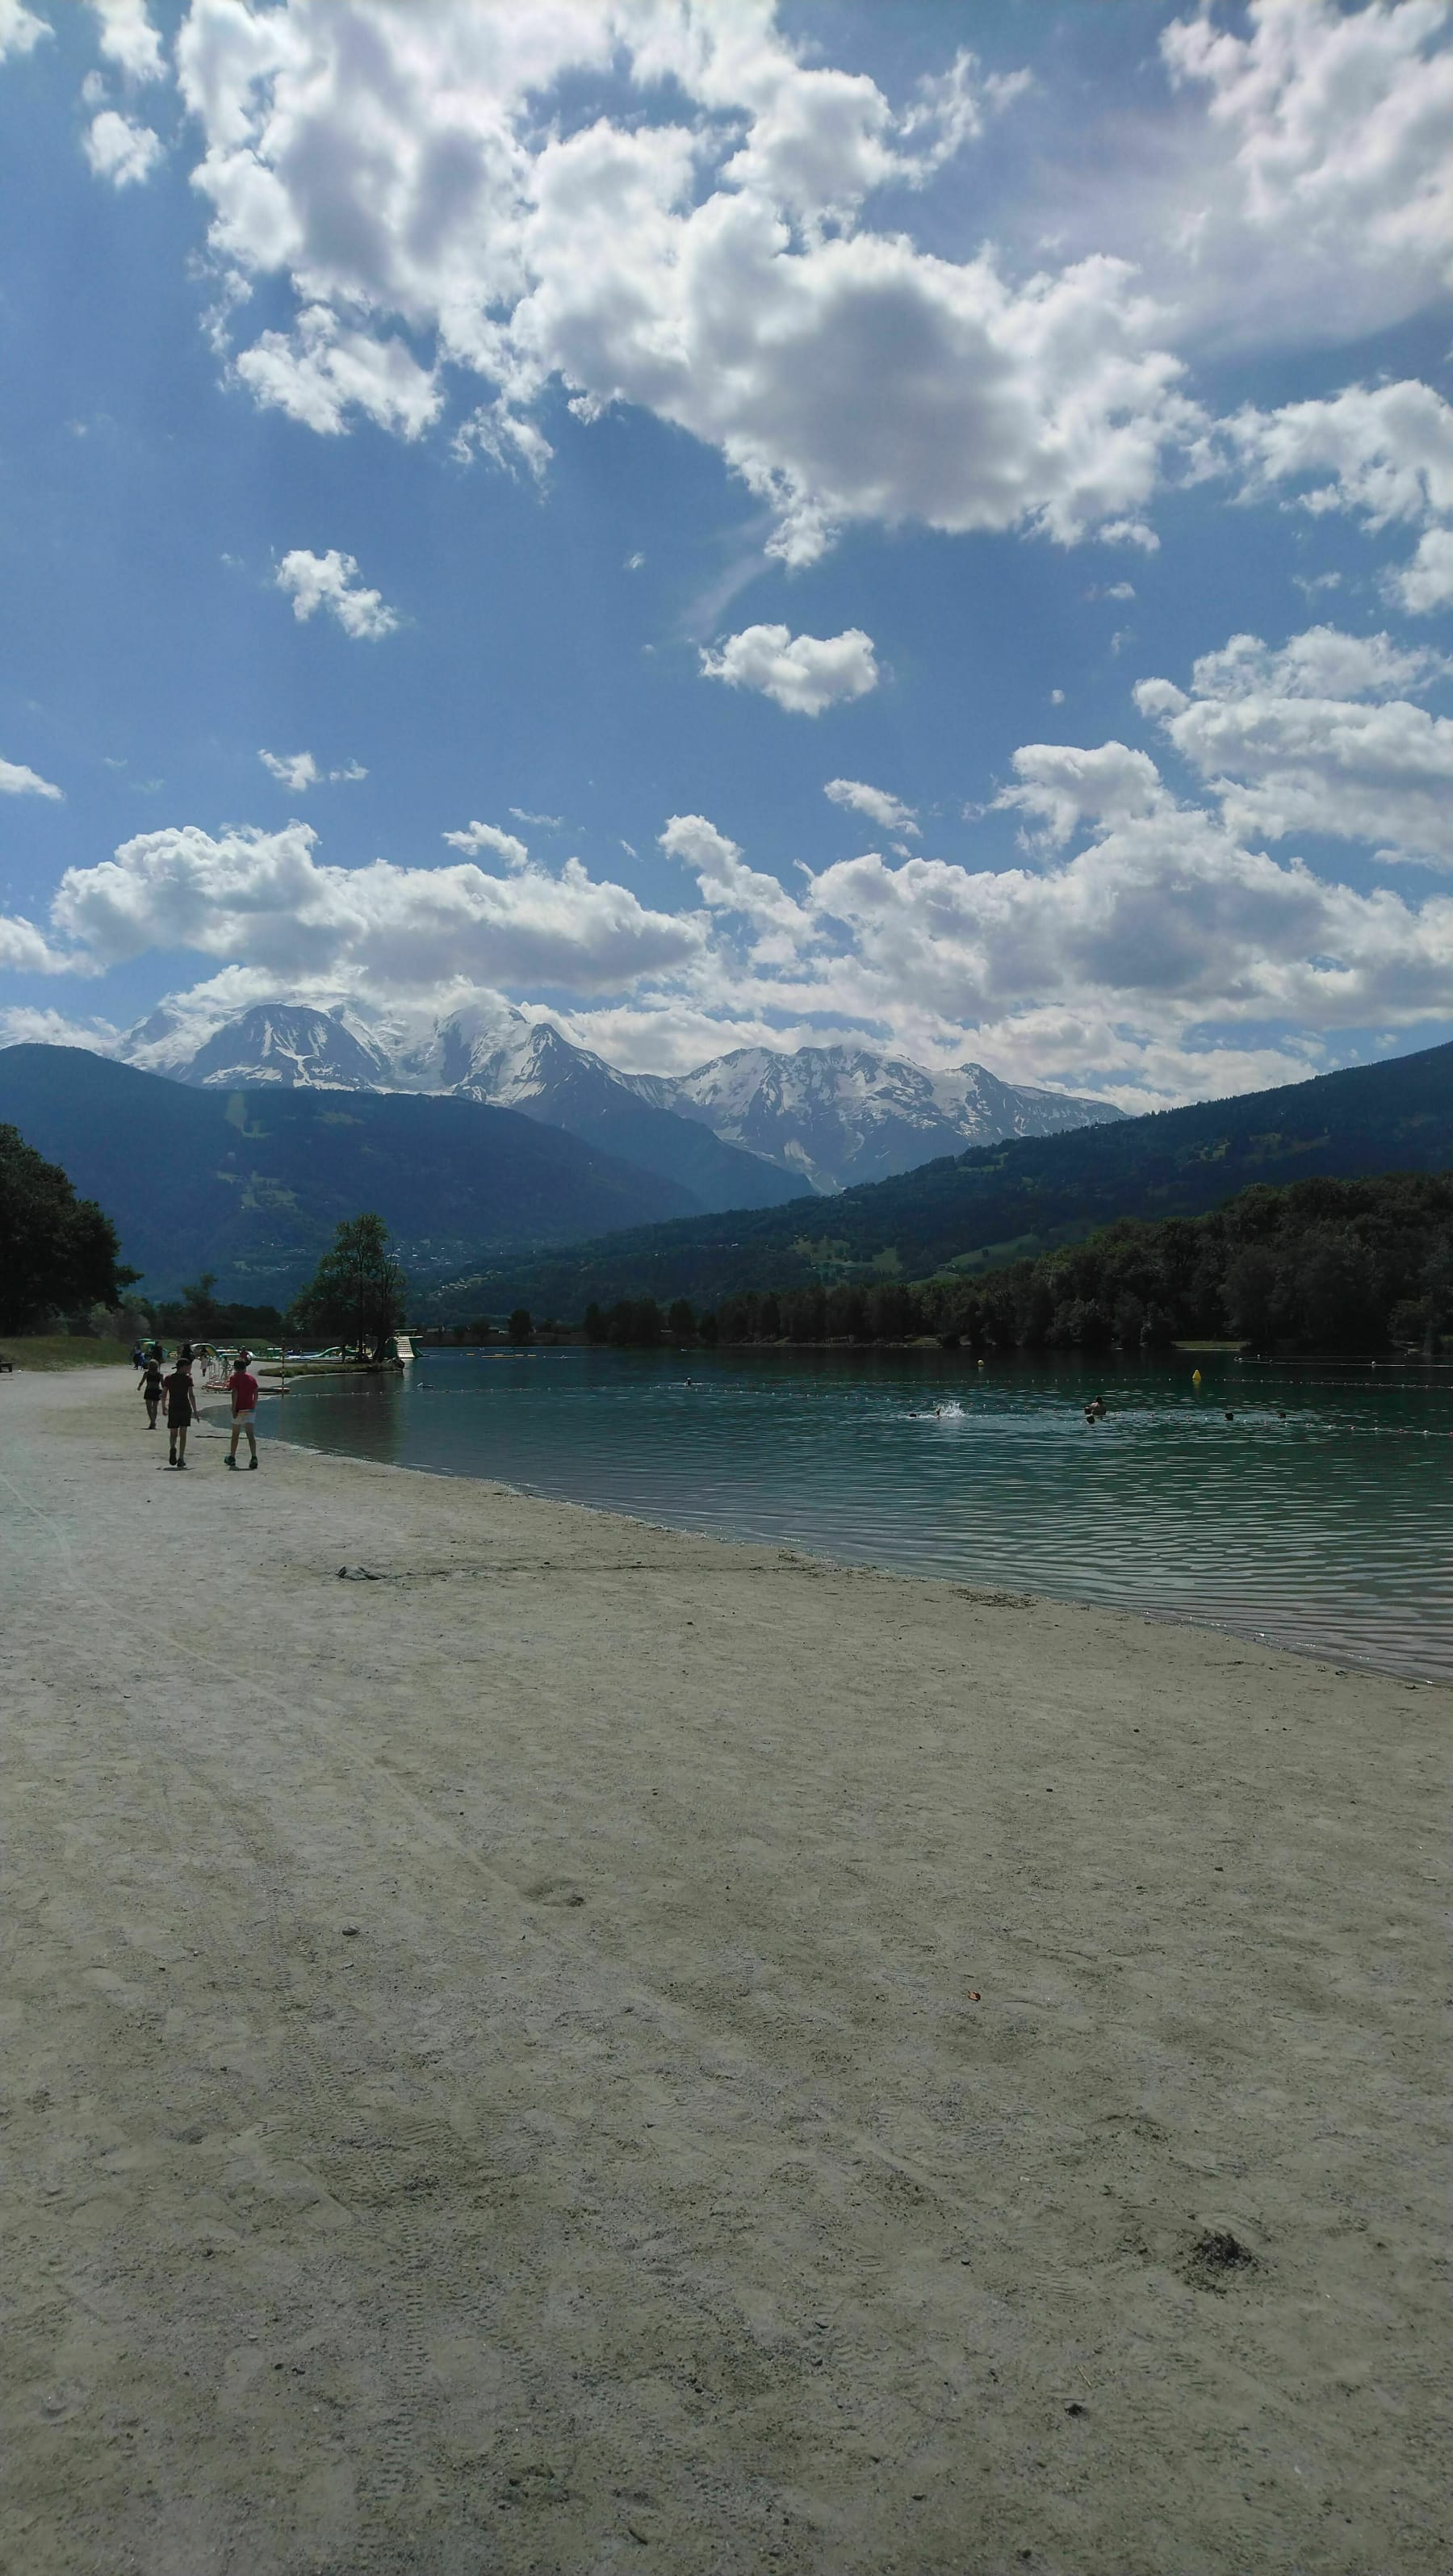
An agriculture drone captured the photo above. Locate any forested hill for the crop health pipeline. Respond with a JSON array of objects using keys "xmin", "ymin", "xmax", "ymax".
[
  {"xmin": 0, "ymin": 1044, "xmax": 702, "ymax": 1301},
  {"xmin": 433, "ymin": 1038, "xmax": 1453, "ymax": 1317}
]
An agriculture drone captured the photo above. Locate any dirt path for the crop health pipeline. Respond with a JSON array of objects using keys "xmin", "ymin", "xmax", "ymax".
[{"xmin": 1, "ymin": 1370, "xmax": 1445, "ymax": 2574}]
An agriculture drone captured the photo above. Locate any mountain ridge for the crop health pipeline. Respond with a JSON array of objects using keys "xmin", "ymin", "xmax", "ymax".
[
  {"xmin": 117, "ymin": 1002, "xmax": 800, "ymax": 1217},
  {"xmin": 653, "ymin": 1041, "xmax": 1124, "ymax": 1191},
  {"xmin": 111, "ymin": 999, "xmax": 1120, "ymax": 1196},
  {"xmin": 421, "ymin": 1039, "xmax": 1453, "ymax": 1320}
]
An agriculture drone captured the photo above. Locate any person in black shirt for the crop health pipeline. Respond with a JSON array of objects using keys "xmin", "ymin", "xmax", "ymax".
[{"xmin": 162, "ymin": 1358, "xmax": 198, "ymax": 1467}]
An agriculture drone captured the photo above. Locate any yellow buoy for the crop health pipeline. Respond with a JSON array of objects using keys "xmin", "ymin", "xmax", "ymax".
[{"xmin": 1192, "ymin": 1368, "xmax": 1202, "ymax": 1386}]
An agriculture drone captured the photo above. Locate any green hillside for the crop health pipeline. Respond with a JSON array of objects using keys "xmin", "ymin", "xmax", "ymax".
[
  {"xmin": 695, "ymin": 1172, "xmax": 1453, "ymax": 1359},
  {"xmin": 423, "ymin": 1039, "xmax": 1453, "ymax": 1318},
  {"xmin": 0, "ymin": 1045, "xmax": 701, "ymax": 1302}
]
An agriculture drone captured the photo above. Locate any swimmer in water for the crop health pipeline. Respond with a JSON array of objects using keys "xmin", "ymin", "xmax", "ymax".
[{"xmin": 1084, "ymin": 1396, "xmax": 1107, "ymax": 1422}]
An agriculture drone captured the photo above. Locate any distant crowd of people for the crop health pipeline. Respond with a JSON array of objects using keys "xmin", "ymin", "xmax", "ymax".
[{"xmin": 132, "ymin": 1340, "xmax": 260, "ymax": 1471}]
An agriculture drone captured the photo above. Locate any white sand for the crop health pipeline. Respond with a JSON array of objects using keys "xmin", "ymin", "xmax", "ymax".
[{"xmin": 1, "ymin": 1368, "xmax": 1446, "ymax": 2574}]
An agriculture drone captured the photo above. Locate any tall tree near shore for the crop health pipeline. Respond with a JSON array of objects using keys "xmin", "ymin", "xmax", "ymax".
[
  {"xmin": 287, "ymin": 1213, "xmax": 406, "ymax": 1360},
  {"xmin": 178, "ymin": 1271, "xmax": 221, "ymax": 1334},
  {"xmin": 0, "ymin": 1123, "xmax": 132, "ymax": 1332}
]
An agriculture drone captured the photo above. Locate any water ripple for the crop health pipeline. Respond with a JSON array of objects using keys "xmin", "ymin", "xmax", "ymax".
[{"xmin": 276, "ymin": 1348, "xmax": 1453, "ymax": 1683}]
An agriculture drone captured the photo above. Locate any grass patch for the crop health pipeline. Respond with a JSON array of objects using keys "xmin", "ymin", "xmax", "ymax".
[{"xmin": 0, "ymin": 1335, "xmax": 135, "ymax": 1372}]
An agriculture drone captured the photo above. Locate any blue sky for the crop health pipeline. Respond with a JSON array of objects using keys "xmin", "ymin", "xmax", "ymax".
[{"xmin": 1, "ymin": 0, "xmax": 1450, "ymax": 1108}]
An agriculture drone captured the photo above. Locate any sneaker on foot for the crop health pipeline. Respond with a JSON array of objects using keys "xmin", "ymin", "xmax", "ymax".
[
  {"xmin": 247, "ymin": 1456, "xmax": 258, "ymax": 1468},
  {"xmin": 224, "ymin": 1455, "xmax": 237, "ymax": 1469},
  {"xmin": 177, "ymin": 1456, "xmax": 187, "ymax": 1468}
]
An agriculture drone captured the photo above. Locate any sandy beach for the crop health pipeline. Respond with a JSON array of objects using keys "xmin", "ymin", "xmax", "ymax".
[{"xmin": 1, "ymin": 1368, "xmax": 1445, "ymax": 2576}]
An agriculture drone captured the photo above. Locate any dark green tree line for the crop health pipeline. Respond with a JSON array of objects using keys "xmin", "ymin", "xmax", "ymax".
[
  {"xmin": 0, "ymin": 1123, "xmax": 134, "ymax": 1333},
  {"xmin": 942, "ymin": 1176, "xmax": 1453, "ymax": 1357},
  {"xmin": 647, "ymin": 1175, "xmax": 1453, "ymax": 1358}
]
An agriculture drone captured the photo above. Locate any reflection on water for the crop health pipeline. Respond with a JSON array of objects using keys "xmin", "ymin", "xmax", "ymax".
[{"xmin": 274, "ymin": 1347, "xmax": 1453, "ymax": 1681}]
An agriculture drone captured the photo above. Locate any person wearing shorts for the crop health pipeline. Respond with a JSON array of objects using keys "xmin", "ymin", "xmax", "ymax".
[
  {"xmin": 225, "ymin": 1351, "xmax": 260, "ymax": 1468},
  {"xmin": 163, "ymin": 1357, "xmax": 198, "ymax": 1466},
  {"xmin": 138, "ymin": 1355, "xmax": 164, "ymax": 1428}
]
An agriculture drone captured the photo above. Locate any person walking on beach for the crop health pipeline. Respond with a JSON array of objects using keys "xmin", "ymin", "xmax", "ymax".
[
  {"xmin": 162, "ymin": 1353, "xmax": 199, "ymax": 1467},
  {"xmin": 138, "ymin": 1351, "xmax": 165, "ymax": 1430},
  {"xmin": 224, "ymin": 1349, "xmax": 261, "ymax": 1470}
]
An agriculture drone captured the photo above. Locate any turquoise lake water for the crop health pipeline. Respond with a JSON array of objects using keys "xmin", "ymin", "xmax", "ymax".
[{"xmin": 270, "ymin": 1347, "xmax": 1453, "ymax": 1682}]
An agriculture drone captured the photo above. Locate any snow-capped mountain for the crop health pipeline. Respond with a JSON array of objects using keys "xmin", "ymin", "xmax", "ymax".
[
  {"xmin": 121, "ymin": 1000, "xmax": 802, "ymax": 1216},
  {"xmin": 123, "ymin": 1000, "xmax": 398, "ymax": 1092},
  {"xmin": 437, "ymin": 1018, "xmax": 805, "ymax": 1212},
  {"xmin": 660, "ymin": 1044, "xmax": 1121, "ymax": 1191},
  {"xmin": 115, "ymin": 1002, "xmax": 1120, "ymax": 1200},
  {"xmin": 117, "ymin": 995, "xmax": 524, "ymax": 1091}
]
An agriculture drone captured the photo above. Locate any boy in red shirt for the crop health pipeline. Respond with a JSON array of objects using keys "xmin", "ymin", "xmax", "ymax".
[{"xmin": 224, "ymin": 1351, "xmax": 261, "ymax": 1469}]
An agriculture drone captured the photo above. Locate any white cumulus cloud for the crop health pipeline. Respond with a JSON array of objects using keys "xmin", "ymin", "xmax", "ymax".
[
  {"xmin": 53, "ymin": 0, "xmax": 1453, "ymax": 570},
  {"xmin": 19, "ymin": 762, "xmax": 1453, "ymax": 1114},
  {"xmin": 660, "ymin": 813, "xmax": 810, "ymax": 960},
  {"xmin": 994, "ymin": 742, "xmax": 1168, "ymax": 848},
  {"xmin": 1222, "ymin": 378, "xmax": 1453, "ymax": 606},
  {"xmin": 0, "ymin": 1003, "xmax": 119, "ymax": 1050},
  {"xmin": 800, "ymin": 797, "xmax": 1453, "ymax": 1048},
  {"xmin": 83, "ymin": 108, "xmax": 163, "ymax": 187},
  {"xmin": 258, "ymin": 748, "xmax": 320, "ymax": 793},
  {"xmin": 628, "ymin": 765, "xmax": 1453, "ymax": 1105},
  {"xmin": 87, "ymin": 0, "xmax": 165, "ymax": 83},
  {"xmin": 1394, "ymin": 527, "xmax": 1453, "ymax": 617},
  {"xmin": 0, "ymin": 0, "xmax": 48, "ymax": 61},
  {"xmin": 441, "ymin": 820, "xmax": 529, "ymax": 871},
  {"xmin": 258, "ymin": 748, "xmax": 366, "ymax": 792},
  {"xmin": 701, "ymin": 624, "xmax": 878, "ymax": 717},
  {"xmin": 237, "ymin": 305, "xmax": 440, "ymax": 440},
  {"xmin": 170, "ymin": 1, "xmax": 1200, "ymax": 563},
  {"xmin": 0, "ymin": 753, "xmax": 62, "ymax": 798},
  {"xmin": 49, "ymin": 821, "xmax": 702, "ymax": 996},
  {"xmin": 1135, "ymin": 626, "xmax": 1453, "ymax": 865},
  {"xmin": 274, "ymin": 548, "xmax": 398, "ymax": 639},
  {"xmin": 825, "ymin": 778, "xmax": 919, "ymax": 836},
  {"xmin": 1225, "ymin": 378, "xmax": 1453, "ymax": 526},
  {"xmin": 1157, "ymin": 0, "xmax": 1453, "ymax": 341},
  {"xmin": 0, "ymin": 914, "xmax": 77, "ymax": 974}
]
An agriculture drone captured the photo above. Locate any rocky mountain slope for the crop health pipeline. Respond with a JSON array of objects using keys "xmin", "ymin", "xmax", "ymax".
[
  {"xmin": 655, "ymin": 1043, "xmax": 1121, "ymax": 1191},
  {"xmin": 421, "ymin": 1017, "xmax": 806, "ymax": 1211}
]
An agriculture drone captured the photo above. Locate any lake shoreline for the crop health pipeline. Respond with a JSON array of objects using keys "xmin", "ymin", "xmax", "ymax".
[
  {"xmin": 263, "ymin": 1421, "xmax": 1416, "ymax": 1688},
  {"xmin": 2, "ymin": 1366, "xmax": 1446, "ymax": 2574},
  {"xmin": 268, "ymin": 1342, "xmax": 1453, "ymax": 1685},
  {"xmin": 405, "ymin": 1331, "xmax": 1451, "ymax": 1368}
]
